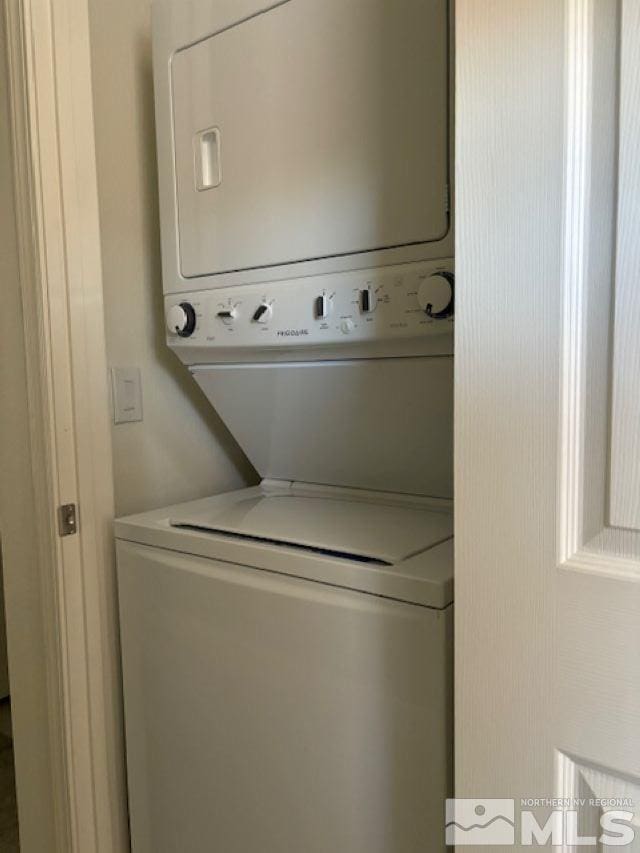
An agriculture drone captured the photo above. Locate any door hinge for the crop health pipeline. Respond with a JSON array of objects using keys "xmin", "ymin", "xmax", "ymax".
[
  {"xmin": 58, "ymin": 503, "xmax": 78, "ymax": 537},
  {"xmin": 444, "ymin": 183, "xmax": 451, "ymax": 214}
]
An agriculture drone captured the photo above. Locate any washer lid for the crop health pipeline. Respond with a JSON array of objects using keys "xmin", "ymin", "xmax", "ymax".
[
  {"xmin": 169, "ymin": 490, "xmax": 452, "ymax": 565},
  {"xmin": 115, "ymin": 485, "xmax": 453, "ymax": 608}
]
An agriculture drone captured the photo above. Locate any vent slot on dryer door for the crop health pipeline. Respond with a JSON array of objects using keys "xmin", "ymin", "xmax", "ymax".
[{"xmin": 171, "ymin": 0, "xmax": 449, "ymax": 278}]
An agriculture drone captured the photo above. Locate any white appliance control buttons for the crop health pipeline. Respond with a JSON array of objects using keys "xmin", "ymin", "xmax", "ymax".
[
  {"xmin": 216, "ymin": 307, "xmax": 238, "ymax": 325},
  {"xmin": 360, "ymin": 285, "xmax": 377, "ymax": 313},
  {"xmin": 417, "ymin": 272, "xmax": 454, "ymax": 319},
  {"xmin": 167, "ymin": 302, "xmax": 197, "ymax": 337},
  {"xmin": 315, "ymin": 294, "xmax": 330, "ymax": 320},
  {"xmin": 252, "ymin": 303, "xmax": 272, "ymax": 324},
  {"xmin": 341, "ymin": 318, "xmax": 355, "ymax": 334}
]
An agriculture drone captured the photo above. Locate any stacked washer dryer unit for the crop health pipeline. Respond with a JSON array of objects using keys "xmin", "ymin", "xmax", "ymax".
[{"xmin": 115, "ymin": 1, "xmax": 454, "ymax": 851}]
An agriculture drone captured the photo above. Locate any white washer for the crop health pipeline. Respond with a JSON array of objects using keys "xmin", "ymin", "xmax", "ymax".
[{"xmin": 115, "ymin": 482, "xmax": 452, "ymax": 853}]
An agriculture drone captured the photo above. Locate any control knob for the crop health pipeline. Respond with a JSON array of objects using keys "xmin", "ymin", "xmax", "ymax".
[
  {"xmin": 252, "ymin": 303, "xmax": 272, "ymax": 323},
  {"xmin": 216, "ymin": 306, "xmax": 238, "ymax": 325},
  {"xmin": 360, "ymin": 284, "xmax": 377, "ymax": 313},
  {"xmin": 417, "ymin": 271, "xmax": 454, "ymax": 319},
  {"xmin": 315, "ymin": 293, "xmax": 331, "ymax": 320},
  {"xmin": 166, "ymin": 302, "xmax": 197, "ymax": 337}
]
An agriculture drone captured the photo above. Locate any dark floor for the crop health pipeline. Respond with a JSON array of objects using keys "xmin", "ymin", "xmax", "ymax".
[{"xmin": 0, "ymin": 733, "xmax": 18, "ymax": 852}]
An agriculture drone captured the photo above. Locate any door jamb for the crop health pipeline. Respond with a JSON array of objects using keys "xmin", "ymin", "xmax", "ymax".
[{"xmin": 4, "ymin": 0, "xmax": 128, "ymax": 850}]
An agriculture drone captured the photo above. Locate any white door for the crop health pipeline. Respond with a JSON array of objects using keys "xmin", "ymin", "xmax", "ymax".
[{"xmin": 455, "ymin": 0, "xmax": 640, "ymax": 849}]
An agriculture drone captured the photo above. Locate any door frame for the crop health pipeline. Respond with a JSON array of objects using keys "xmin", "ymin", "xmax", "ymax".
[{"xmin": 3, "ymin": 0, "xmax": 128, "ymax": 850}]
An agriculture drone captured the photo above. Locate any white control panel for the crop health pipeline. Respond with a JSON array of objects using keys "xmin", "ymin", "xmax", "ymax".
[{"xmin": 165, "ymin": 259, "xmax": 454, "ymax": 355}]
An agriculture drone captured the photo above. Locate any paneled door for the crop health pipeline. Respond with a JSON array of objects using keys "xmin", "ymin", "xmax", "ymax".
[{"xmin": 455, "ymin": 0, "xmax": 640, "ymax": 849}]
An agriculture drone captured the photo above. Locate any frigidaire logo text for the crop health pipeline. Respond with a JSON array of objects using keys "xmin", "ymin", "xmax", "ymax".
[{"xmin": 276, "ymin": 329, "xmax": 310, "ymax": 337}]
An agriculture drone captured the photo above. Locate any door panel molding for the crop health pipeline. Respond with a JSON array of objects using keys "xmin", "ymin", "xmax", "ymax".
[
  {"xmin": 609, "ymin": 0, "xmax": 640, "ymax": 531},
  {"xmin": 556, "ymin": 751, "xmax": 640, "ymax": 853},
  {"xmin": 558, "ymin": 0, "xmax": 640, "ymax": 578}
]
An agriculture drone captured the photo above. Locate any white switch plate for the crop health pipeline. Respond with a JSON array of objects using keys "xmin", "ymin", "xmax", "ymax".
[{"xmin": 111, "ymin": 367, "xmax": 143, "ymax": 424}]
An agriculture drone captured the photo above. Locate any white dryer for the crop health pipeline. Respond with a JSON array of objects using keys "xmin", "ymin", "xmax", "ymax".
[{"xmin": 115, "ymin": 483, "xmax": 452, "ymax": 853}]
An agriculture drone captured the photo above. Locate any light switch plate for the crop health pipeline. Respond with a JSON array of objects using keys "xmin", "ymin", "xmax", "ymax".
[{"xmin": 111, "ymin": 367, "xmax": 143, "ymax": 424}]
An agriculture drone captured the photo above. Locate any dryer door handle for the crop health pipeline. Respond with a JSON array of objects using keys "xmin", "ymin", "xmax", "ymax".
[{"xmin": 194, "ymin": 127, "xmax": 222, "ymax": 191}]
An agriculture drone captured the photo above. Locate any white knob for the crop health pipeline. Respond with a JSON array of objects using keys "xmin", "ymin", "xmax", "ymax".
[
  {"xmin": 167, "ymin": 304, "xmax": 187, "ymax": 334},
  {"xmin": 216, "ymin": 307, "xmax": 237, "ymax": 325},
  {"xmin": 417, "ymin": 272, "xmax": 454, "ymax": 318},
  {"xmin": 341, "ymin": 318, "xmax": 355, "ymax": 334},
  {"xmin": 166, "ymin": 303, "xmax": 196, "ymax": 337},
  {"xmin": 252, "ymin": 303, "xmax": 273, "ymax": 324}
]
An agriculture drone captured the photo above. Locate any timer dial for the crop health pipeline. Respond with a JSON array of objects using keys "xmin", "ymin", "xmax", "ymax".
[
  {"xmin": 166, "ymin": 302, "xmax": 197, "ymax": 337},
  {"xmin": 417, "ymin": 272, "xmax": 454, "ymax": 319}
]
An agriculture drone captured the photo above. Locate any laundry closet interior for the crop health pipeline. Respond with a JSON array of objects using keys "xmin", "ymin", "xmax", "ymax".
[{"xmin": 93, "ymin": 1, "xmax": 456, "ymax": 850}]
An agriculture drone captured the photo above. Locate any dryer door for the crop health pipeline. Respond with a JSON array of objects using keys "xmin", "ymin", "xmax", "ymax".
[{"xmin": 171, "ymin": 0, "xmax": 449, "ymax": 278}]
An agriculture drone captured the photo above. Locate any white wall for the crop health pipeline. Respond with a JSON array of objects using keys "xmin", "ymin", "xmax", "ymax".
[{"xmin": 88, "ymin": 0, "xmax": 256, "ymax": 517}]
